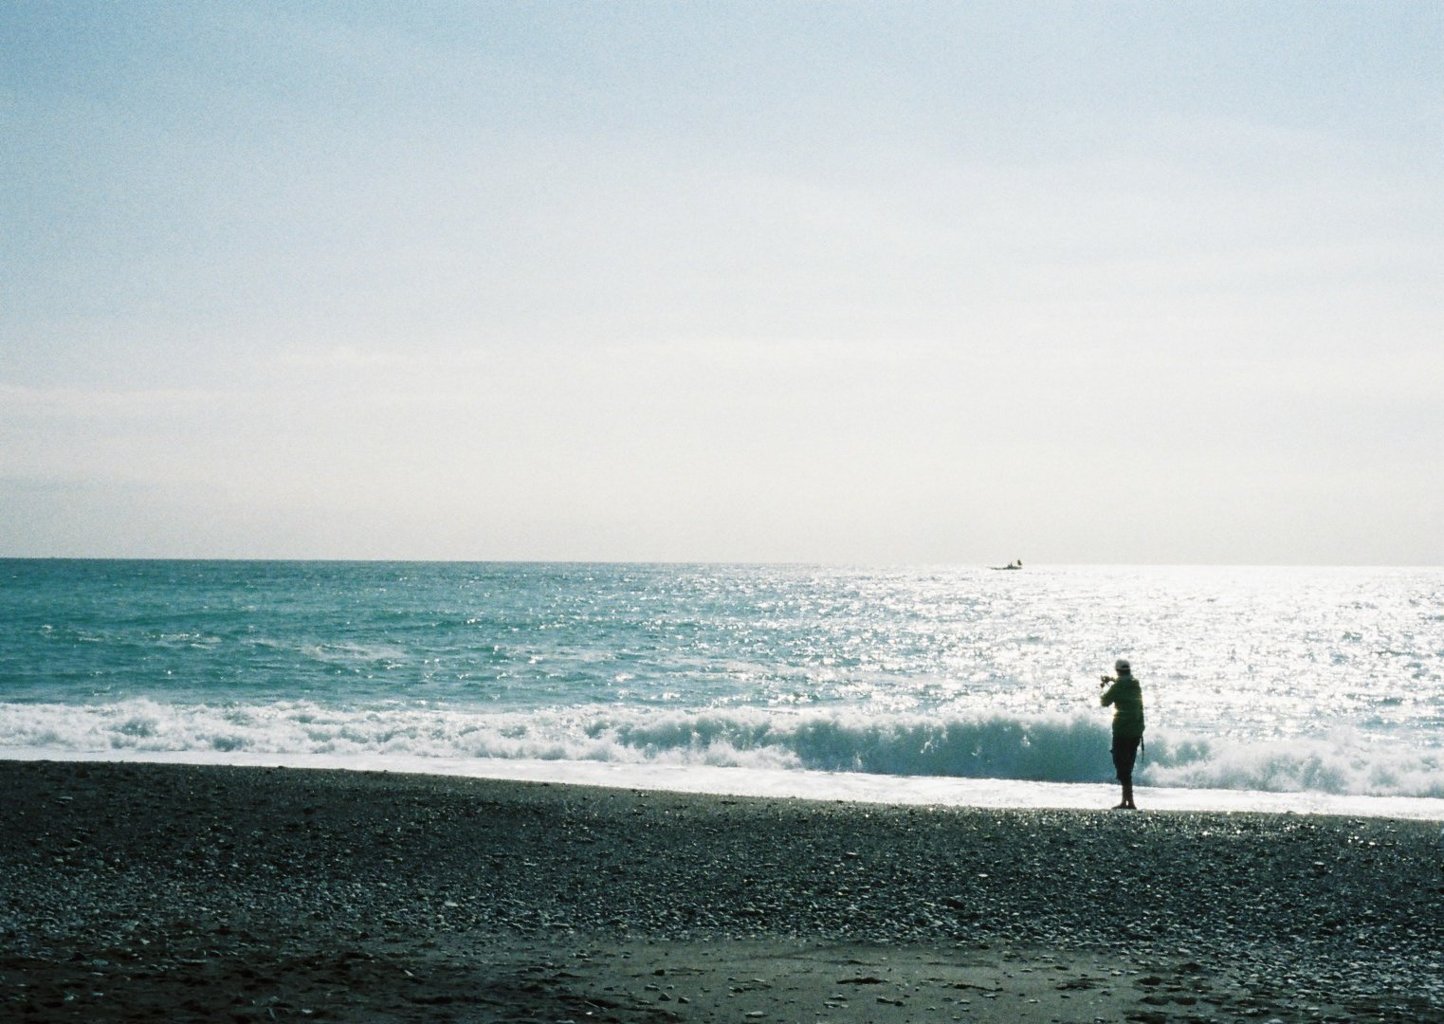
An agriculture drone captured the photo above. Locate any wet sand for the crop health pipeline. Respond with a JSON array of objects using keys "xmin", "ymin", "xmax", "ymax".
[{"xmin": 2, "ymin": 760, "xmax": 1441, "ymax": 1022}]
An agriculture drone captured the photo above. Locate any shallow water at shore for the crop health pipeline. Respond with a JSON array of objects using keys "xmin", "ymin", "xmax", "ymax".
[
  {"xmin": 5, "ymin": 560, "xmax": 1442, "ymax": 806},
  {"xmin": 7, "ymin": 748, "xmax": 1444, "ymax": 821}
]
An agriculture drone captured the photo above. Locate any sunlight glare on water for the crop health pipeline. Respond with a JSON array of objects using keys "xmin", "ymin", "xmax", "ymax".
[{"xmin": 2, "ymin": 561, "xmax": 1441, "ymax": 803}]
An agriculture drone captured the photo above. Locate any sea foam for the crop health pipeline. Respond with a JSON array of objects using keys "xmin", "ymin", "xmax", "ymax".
[
  {"xmin": 3, "ymin": 699, "xmax": 1442, "ymax": 803},
  {"xmin": 5, "ymin": 561, "xmax": 1443, "ymax": 820}
]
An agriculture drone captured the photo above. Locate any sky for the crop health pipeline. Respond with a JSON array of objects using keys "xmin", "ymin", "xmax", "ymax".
[{"xmin": 2, "ymin": 1, "xmax": 1441, "ymax": 564}]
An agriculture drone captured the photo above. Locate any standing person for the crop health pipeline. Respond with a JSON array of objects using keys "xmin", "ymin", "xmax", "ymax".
[{"xmin": 1100, "ymin": 659, "xmax": 1145, "ymax": 810}]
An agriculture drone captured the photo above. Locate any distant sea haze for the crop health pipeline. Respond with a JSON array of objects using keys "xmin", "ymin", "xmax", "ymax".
[{"xmin": 2, "ymin": 561, "xmax": 1441, "ymax": 816}]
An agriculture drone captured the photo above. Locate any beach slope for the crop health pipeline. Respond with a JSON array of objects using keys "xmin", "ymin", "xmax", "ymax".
[{"xmin": 1, "ymin": 761, "xmax": 1440, "ymax": 1022}]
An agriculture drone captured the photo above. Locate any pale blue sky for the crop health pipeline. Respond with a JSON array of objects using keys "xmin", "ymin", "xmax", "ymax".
[{"xmin": 3, "ymin": 2, "xmax": 1441, "ymax": 563}]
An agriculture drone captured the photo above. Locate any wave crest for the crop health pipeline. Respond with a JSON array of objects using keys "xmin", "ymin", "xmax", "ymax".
[{"xmin": 1, "ymin": 700, "xmax": 1441, "ymax": 799}]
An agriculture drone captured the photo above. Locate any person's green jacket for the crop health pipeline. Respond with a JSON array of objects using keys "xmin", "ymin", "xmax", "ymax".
[{"xmin": 1101, "ymin": 675, "xmax": 1145, "ymax": 739}]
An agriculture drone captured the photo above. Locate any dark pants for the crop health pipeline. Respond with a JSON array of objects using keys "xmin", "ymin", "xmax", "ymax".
[{"xmin": 1111, "ymin": 735, "xmax": 1142, "ymax": 784}]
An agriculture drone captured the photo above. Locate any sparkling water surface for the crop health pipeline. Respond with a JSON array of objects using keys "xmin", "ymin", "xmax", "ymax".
[{"xmin": 3, "ymin": 560, "xmax": 1441, "ymax": 810}]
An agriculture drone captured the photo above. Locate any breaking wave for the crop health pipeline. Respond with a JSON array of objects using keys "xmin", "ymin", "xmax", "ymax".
[{"xmin": 3, "ymin": 699, "xmax": 1442, "ymax": 799}]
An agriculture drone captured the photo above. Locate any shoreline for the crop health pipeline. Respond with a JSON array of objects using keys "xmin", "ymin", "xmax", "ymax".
[
  {"xmin": 3, "ymin": 760, "xmax": 1442, "ymax": 1022},
  {"xmin": 5, "ymin": 749, "xmax": 1444, "ymax": 822}
]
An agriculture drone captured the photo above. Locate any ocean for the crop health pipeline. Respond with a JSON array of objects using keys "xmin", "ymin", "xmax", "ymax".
[{"xmin": 3, "ymin": 560, "xmax": 1442, "ymax": 819}]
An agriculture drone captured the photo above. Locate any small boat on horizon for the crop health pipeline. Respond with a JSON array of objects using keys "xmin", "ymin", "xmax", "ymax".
[{"xmin": 991, "ymin": 559, "xmax": 1024, "ymax": 570}]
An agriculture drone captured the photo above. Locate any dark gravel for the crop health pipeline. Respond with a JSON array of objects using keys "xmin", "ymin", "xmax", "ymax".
[{"xmin": 2, "ymin": 760, "xmax": 1442, "ymax": 1021}]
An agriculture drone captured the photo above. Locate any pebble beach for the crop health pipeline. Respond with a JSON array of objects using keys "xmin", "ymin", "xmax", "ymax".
[{"xmin": 2, "ymin": 760, "xmax": 1441, "ymax": 1022}]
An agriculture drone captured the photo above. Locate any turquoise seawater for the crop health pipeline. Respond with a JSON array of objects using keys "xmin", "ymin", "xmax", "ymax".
[{"xmin": 2, "ymin": 560, "xmax": 1442, "ymax": 806}]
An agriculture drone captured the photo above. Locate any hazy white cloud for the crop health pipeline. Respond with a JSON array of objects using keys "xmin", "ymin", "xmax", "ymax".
[{"xmin": 2, "ymin": 3, "xmax": 1440, "ymax": 562}]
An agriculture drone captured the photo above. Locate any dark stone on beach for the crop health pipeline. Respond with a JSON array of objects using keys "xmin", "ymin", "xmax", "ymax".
[{"xmin": 2, "ymin": 760, "xmax": 1443, "ymax": 1021}]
